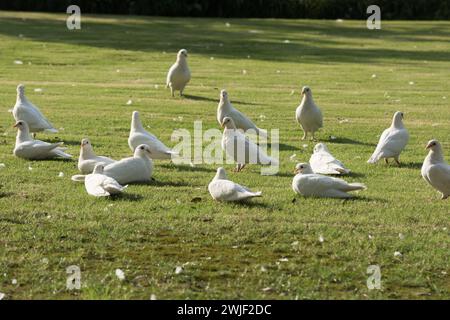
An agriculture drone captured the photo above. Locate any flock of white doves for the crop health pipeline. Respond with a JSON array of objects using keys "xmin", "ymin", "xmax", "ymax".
[{"xmin": 8, "ymin": 49, "xmax": 450, "ymax": 201}]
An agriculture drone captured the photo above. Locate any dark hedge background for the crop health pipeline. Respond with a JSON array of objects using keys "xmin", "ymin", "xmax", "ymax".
[{"xmin": 0, "ymin": 0, "xmax": 450, "ymax": 19}]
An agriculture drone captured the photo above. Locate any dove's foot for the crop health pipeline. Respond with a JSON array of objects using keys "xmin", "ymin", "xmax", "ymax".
[
  {"xmin": 394, "ymin": 158, "xmax": 401, "ymax": 166},
  {"xmin": 384, "ymin": 158, "xmax": 389, "ymax": 165},
  {"xmin": 32, "ymin": 133, "xmax": 36, "ymax": 139}
]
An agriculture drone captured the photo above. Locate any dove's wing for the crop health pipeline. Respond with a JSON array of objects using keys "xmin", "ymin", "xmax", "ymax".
[
  {"xmin": 129, "ymin": 132, "xmax": 174, "ymax": 159},
  {"xmin": 14, "ymin": 102, "xmax": 56, "ymax": 132},
  {"xmin": 369, "ymin": 128, "xmax": 409, "ymax": 162},
  {"xmin": 85, "ymin": 174, "xmax": 110, "ymax": 197},
  {"xmin": 230, "ymin": 108, "xmax": 259, "ymax": 132},
  {"xmin": 427, "ymin": 163, "xmax": 450, "ymax": 195},
  {"xmin": 209, "ymin": 179, "xmax": 261, "ymax": 201},
  {"xmin": 227, "ymin": 131, "xmax": 273, "ymax": 165},
  {"xmin": 294, "ymin": 174, "xmax": 364, "ymax": 198},
  {"xmin": 104, "ymin": 157, "xmax": 151, "ymax": 185},
  {"xmin": 101, "ymin": 176, "xmax": 126, "ymax": 194}
]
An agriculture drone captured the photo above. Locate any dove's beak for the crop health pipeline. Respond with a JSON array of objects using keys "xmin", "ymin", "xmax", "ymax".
[
  {"xmin": 294, "ymin": 168, "xmax": 300, "ymax": 174},
  {"xmin": 221, "ymin": 121, "xmax": 226, "ymax": 128},
  {"xmin": 12, "ymin": 123, "xmax": 18, "ymax": 128},
  {"xmin": 425, "ymin": 142, "xmax": 432, "ymax": 150}
]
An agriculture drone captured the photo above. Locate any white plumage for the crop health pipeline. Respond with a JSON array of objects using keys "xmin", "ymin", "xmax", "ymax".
[
  {"xmin": 78, "ymin": 138, "xmax": 116, "ymax": 174},
  {"xmin": 292, "ymin": 163, "xmax": 366, "ymax": 198},
  {"xmin": 221, "ymin": 117, "xmax": 277, "ymax": 172},
  {"xmin": 421, "ymin": 140, "xmax": 450, "ymax": 200},
  {"xmin": 217, "ymin": 89, "xmax": 267, "ymax": 137},
  {"xmin": 85, "ymin": 164, "xmax": 127, "ymax": 197},
  {"xmin": 128, "ymin": 111, "xmax": 178, "ymax": 159},
  {"xmin": 166, "ymin": 49, "xmax": 191, "ymax": 97},
  {"xmin": 310, "ymin": 143, "xmax": 350, "ymax": 175},
  {"xmin": 13, "ymin": 120, "xmax": 71, "ymax": 160},
  {"xmin": 295, "ymin": 86, "xmax": 323, "ymax": 140},
  {"xmin": 368, "ymin": 111, "xmax": 409, "ymax": 165},
  {"xmin": 208, "ymin": 167, "xmax": 262, "ymax": 201},
  {"xmin": 12, "ymin": 84, "xmax": 58, "ymax": 133}
]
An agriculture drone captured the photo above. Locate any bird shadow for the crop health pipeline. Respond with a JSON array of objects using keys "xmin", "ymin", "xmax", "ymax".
[
  {"xmin": 322, "ymin": 137, "xmax": 377, "ymax": 147},
  {"xmin": 0, "ymin": 192, "xmax": 14, "ymax": 198},
  {"xmin": 342, "ymin": 195, "xmax": 388, "ymax": 203},
  {"xmin": 183, "ymin": 94, "xmax": 218, "ymax": 103},
  {"xmin": 109, "ymin": 193, "xmax": 143, "ymax": 202},
  {"xmin": 160, "ymin": 163, "xmax": 216, "ymax": 173},
  {"xmin": 276, "ymin": 143, "xmax": 298, "ymax": 152},
  {"xmin": 401, "ymin": 162, "xmax": 423, "ymax": 169},
  {"xmin": 148, "ymin": 179, "xmax": 193, "ymax": 187}
]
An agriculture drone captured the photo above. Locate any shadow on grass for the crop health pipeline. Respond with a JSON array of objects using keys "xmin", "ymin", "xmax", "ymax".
[
  {"xmin": 160, "ymin": 163, "xmax": 216, "ymax": 173},
  {"xmin": 401, "ymin": 162, "xmax": 423, "ymax": 169},
  {"xmin": 110, "ymin": 193, "xmax": 143, "ymax": 202},
  {"xmin": 0, "ymin": 192, "xmax": 14, "ymax": 198},
  {"xmin": 323, "ymin": 136, "xmax": 377, "ymax": 147}
]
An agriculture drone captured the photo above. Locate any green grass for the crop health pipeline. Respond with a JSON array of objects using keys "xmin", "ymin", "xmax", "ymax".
[{"xmin": 0, "ymin": 11, "xmax": 449, "ymax": 300}]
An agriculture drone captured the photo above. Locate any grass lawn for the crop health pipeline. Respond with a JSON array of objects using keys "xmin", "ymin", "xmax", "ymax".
[{"xmin": 0, "ymin": 11, "xmax": 449, "ymax": 300}]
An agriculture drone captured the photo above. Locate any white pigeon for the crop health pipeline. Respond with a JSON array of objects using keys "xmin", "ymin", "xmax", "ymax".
[
  {"xmin": 292, "ymin": 163, "xmax": 366, "ymax": 198},
  {"xmin": 221, "ymin": 117, "xmax": 277, "ymax": 172},
  {"xmin": 368, "ymin": 111, "xmax": 409, "ymax": 165},
  {"xmin": 13, "ymin": 120, "xmax": 71, "ymax": 160},
  {"xmin": 421, "ymin": 140, "xmax": 450, "ymax": 200},
  {"xmin": 78, "ymin": 138, "xmax": 116, "ymax": 174},
  {"xmin": 12, "ymin": 84, "xmax": 58, "ymax": 133},
  {"xmin": 166, "ymin": 49, "xmax": 191, "ymax": 97},
  {"xmin": 217, "ymin": 89, "xmax": 267, "ymax": 137},
  {"xmin": 295, "ymin": 86, "xmax": 323, "ymax": 140},
  {"xmin": 128, "ymin": 111, "xmax": 178, "ymax": 159},
  {"xmin": 102, "ymin": 144, "xmax": 153, "ymax": 185},
  {"xmin": 208, "ymin": 167, "xmax": 262, "ymax": 202},
  {"xmin": 85, "ymin": 164, "xmax": 127, "ymax": 197},
  {"xmin": 310, "ymin": 143, "xmax": 350, "ymax": 175}
]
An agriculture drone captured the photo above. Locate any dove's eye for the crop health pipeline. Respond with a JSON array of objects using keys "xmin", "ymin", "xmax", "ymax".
[{"xmin": 140, "ymin": 146, "xmax": 144, "ymax": 150}]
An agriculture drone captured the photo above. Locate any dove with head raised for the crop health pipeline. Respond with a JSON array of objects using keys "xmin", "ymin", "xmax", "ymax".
[
  {"xmin": 85, "ymin": 164, "xmax": 127, "ymax": 197},
  {"xmin": 128, "ymin": 111, "xmax": 178, "ymax": 159},
  {"xmin": 166, "ymin": 49, "xmax": 191, "ymax": 97},
  {"xmin": 217, "ymin": 89, "xmax": 267, "ymax": 137},
  {"xmin": 295, "ymin": 86, "xmax": 323, "ymax": 141},
  {"xmin": 208, "ymin": 167, "xmax": 262, "ymax": 202},
  {"xmin": 310, "ymin": 143, "xmax": 350, "ymax": 175},
  {"xmin": 13, "ymin": 120, "xmax": 71, "ymax": 160},
  {"xmin": 292, "ymin": 163, "xmax": 366, "ymax": 198},
  {"xmin": 421, "ymin": 140, "xmax": 450, "ymax": 200},
  {"xmin": 12, "ymin": 84, "xmax": 57, "ymax": 133},
  {"xmin": 368, "ymin": 111, "xmax": 409, "ymax": 165},
  {"xmin": 78, "ymin": 138, "xmax": 116, "ymax": 174},
  {"xmin": 221, "ymin": 117, "xmax": 277, "ymax": 172}
]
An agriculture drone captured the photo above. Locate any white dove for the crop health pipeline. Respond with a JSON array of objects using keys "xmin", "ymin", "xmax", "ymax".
[
  {"xmin": 421, "ymin": 140, "xmax": 450, "ymax": 200},
  {"xmin": 310, "ymin": 143, "xmax": 350, "ymax": 175},
  {"xmin": 221, "ymin": 117, "xmax": 277, "ymax": 172},
  {"xmin": 13, "ymin": 120, "xmax": 71, "ymax": 160},
  {"xmin": 128, "ymin": 111, "xmax": 178, "ymax": 159},
  {"xmin": 295, "ymin": 86, "xmax": 323, "ymax": 140},
  {"xmin": 12, "ymin": 84, "xmax": 57, "ymax": 133},
  {"xmin": 368, "ymin": 111, "xmax": 409, "ymax": 165},
  {"xmin": 78, "ymin": 138, "xmax": 116, "ymax": 174},
  {"xmin": 85, "ymin": 164, "xmax": 127, "ymax": 197},
  {"xmin": 208, "ymin": 167, "xmax": 262, "ymax": 202},
  {"xmin": 292, "ymin": 163, "xmax": 366, "ymax": 198},
  {"xmin": 166, "ymin": 49, "xmax": 191, "ymax": 97},
  {"xmin": 217, "ymin": 89, "xmax": 267, "ymax": 137}
]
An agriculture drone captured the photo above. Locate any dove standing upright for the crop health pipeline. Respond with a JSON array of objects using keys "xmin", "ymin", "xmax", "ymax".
[
  {"xmin": 12, "ymin": 84, "xmax": 58, "ymax": 134},
  {"xmin": 295, "ymin": 86, "xmax": 323, "ymax": 141},
  {"xmin": 166, "ymin": 49, "xmax": 191, "ymax": 97},
  {"xmin": 85, "ymin": 164, "xmax": 127, "ymax": 197},
  {"xmin": 128, "ymin": 111, "xmax": 178, "ymax": 159},
  {"xmin": 368, "ymin": 111, "xmax": 409, "ymax": 165},
  {"xmin": 13, "ymin": 120, "xmax": 71, "ymax": 160},
  {"xmin": 292, "ymin": 163, "xmax": 365, "ymax": 199},
  {"xmin": 208, "ymin": 167, "xmax": 262, "ymax": 202},
  {"xmin": 217, "ymin": 90, "xmax": 267, "ymax": 137},
  {"xmin": 78, "ymin": 138, "xmax": 116, "ymax": 174},
  {"xmin": 221, "ymin": 117, "xmax": 277, "ymax": 172},
  {"xmin": 421, "ymin": 140, "xmax": 450, "ymax": 199},
  {"xmin": 310, "ymin": 143, "xmax": 350, "ymax": 175}
]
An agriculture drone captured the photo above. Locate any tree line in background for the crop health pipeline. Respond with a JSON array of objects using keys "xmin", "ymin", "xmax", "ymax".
[{"xmin": 1, "ymin": 0, "xmax": 450, "ymax": 19}]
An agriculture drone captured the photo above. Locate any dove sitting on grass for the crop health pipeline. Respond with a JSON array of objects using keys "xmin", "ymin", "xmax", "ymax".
[
  {"xmin": 310, "ymin": 143, "xmax": 350, "ymax": 175},
  {"xmin": 368, "ymin": 111, "xmax": 409, "ymax": 165},
  {"xmin": 13, "ymin": 120, "xmax": 71, "ymax": 160},
  {"xmin": 295, "ymin": 86, "xmax": 323, "ymax": 141},
  {"xmin": 208, "ymin": 167, "xmax": 262, "ymax": 202},
  {"xmin": 12, "ymin": 84, "xmax": 58, "ymax": 134},
  {"xmin": 78, "ymin": 138, "xmax": 116, "ymax": 174},
  {"xmin": 421, "ymin": 140, "xmax": 450, "ymax": 200},
  {"xmin": 217, "ymin": 89, "xmax": 267, "ymax": 137},
  {"xmin": 85, "ymin": 164, "xmax": 127, "ymax": 197},
  {"xmin": 166, "ymin": 49, "xmax": 191, "ymax": 97},
  {"xmin": 292, "ymin": 163, "xmax": 366, "ymax": 198}
]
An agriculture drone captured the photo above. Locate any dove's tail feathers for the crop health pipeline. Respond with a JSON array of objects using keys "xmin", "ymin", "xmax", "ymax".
[
  {"xmin": 367, "ymin": 152, "xmax": 383, "ymax": 164},
  {"xmin": 105, "ymin": 184, "xmax": 126, "ymax": 194},
  {"xmin": 335, "ymin": 167, "xmax": 351, "ymax": 174},
  {"xmin": 44, "ymin": 128, "xmax": 58, "ymax": 133},
  {"xmin": 55, "ymin": 149, "xmax": 72, "ymax": 159},
  {"xmin": 347, "ymin": 183, "xmax": 367, "ymax": 191},
  {"xmin": 167, "ymin": 150, "xmax": 180, "ymax": 156},
  {"xmin": 71, "ymin": 174, "xmax": 86, "ymax": 182},
  {"xmin": 252, "ymin": 191, "xmax": 262, "ymax": 197}
]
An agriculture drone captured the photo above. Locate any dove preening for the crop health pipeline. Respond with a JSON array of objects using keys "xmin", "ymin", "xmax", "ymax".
[
  {"xmin": 221, "ymin": 117, "xmax": 277, "ymax": 172},
  {"xmin": 128, "ymin": 111, "xmax": 178, "ymax": 159},
  {"xmin": 310, "ymin": 143, "xmax": 350, "ymax": 175},
  {"xmin": 295, "ymin": 86, "xmax": 323, "ymax": 141},
  {"xmin": 12, "ymin": 84, "xmax": 58, "ymax": 133},
  {"xmin": 78, "ymin": 138, "xmax": 116, "ymax": 174},
  {"xmin": 85, "ymin": 164, "xmax": 127, "ymax": 197},
  {"xmin": 13, "ymin": 120, "xmax": 72, "ymax": 160},
  {"xmin": 166, "ymin": 49, "xmax": 191, "ymax": 97},
  {"xmin": 292, "ymin": 163, "xmax": 366, "ymax": 198},
  {"xmin": 421, "ymin": 140, "xmax": 450, "ymax": 200},
  {"xmin": 217, "ymin": 89, "xmax": 267, "ymax": 137},
  {"xmin": 368, "ymin": 111, "xmax": 409, "ymax": 165},
  {"xmin": 208, "ymin": 167, "xmax": 262, "ymax": 202}
]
